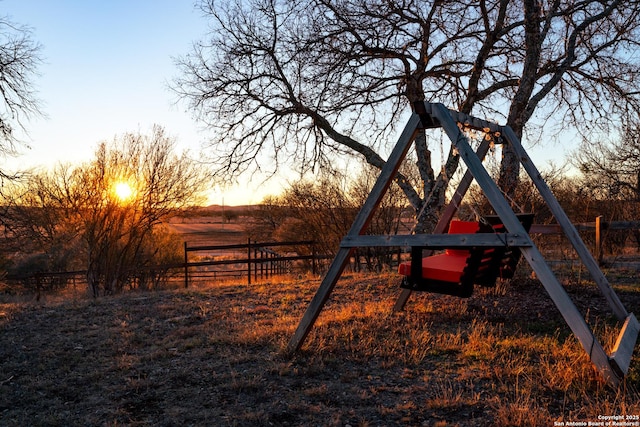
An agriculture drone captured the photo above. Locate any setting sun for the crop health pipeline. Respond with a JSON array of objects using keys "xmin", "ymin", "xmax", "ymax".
[{"xmin": 113, "ymin": 181, "xmax": 134, "ymax": 202}]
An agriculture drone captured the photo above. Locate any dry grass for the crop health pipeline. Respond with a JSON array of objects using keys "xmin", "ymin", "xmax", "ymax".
[{"xmin": 1, "ymin": 273, "xmax": 639, "ymax": 426}]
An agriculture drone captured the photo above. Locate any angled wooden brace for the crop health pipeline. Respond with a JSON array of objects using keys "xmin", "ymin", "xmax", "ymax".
[{"xmin": 286, "ymin": 113, "xmax": 422, "ymax": 354}]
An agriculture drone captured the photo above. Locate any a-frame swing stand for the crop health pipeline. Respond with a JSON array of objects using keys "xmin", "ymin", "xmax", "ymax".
[{"xmin": 287, "ymin": 102, "xmax": 639, "ymax": 386}]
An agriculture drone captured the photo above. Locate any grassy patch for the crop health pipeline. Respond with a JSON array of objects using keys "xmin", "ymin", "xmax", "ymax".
[{"xmin": 0, "ymin": 273, "xmax": 638, "ymax": 426}]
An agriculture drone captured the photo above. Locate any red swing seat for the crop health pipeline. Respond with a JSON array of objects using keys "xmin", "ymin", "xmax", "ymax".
[
  {"xmin": 398, "ymin": 214, "xmax": 534, "ymax": 298},
  {"xmin": 397, "ymin": 220, "xmax": 479, "ymax": 283}
]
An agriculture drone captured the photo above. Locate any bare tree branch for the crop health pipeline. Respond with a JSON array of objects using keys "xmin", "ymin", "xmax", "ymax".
[
  {"xmin": 0, "ymin": 17, "xmax": 43, "ymax": 161},
  {"xmin": 175, "ymin": 0, "xmax": 640, "ymax": 231}
]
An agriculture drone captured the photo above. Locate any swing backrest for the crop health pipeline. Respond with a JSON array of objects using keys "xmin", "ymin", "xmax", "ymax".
[{"xmin": 444, "ymin": 220, "xmax": 480, "ymax": 256}]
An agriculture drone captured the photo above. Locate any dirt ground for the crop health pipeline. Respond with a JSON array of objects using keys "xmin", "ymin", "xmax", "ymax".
[{"xmin": 1, "ymin": 272, "xmax": 639, "ymax": 426}]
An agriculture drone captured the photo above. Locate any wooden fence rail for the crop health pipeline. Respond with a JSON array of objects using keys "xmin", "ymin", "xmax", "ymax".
[{"xmin": 531, "ymin": 217, "xmax": 640, "ymax": 265}]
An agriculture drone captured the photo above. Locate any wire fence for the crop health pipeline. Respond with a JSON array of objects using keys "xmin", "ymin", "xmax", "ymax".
[{"xmin": 183, "ymin": 239, "xmax": 319, "ymax": 287}]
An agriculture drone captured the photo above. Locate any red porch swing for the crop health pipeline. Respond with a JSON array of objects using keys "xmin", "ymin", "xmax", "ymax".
[{"xmin": 397, "ymin": 214, "xmax": 534, "ymax": 297}]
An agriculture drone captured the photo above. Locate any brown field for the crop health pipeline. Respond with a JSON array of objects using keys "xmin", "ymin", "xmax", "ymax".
[
  {"xmin": 2, "ymin": 209, "xmax": 639, "ymax": 426},
  {"xmin": 1, "ymin": 270, "xmax": 639, "ymax": 426},
  {"xmin": 166, "ymin": 207, "xmax": 250, "ymax": 248}
]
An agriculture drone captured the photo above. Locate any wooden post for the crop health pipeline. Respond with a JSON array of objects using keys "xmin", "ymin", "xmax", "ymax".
[
  {"xmin": 254, "ymin": 246, "xmax": 258, "ymax": 282},
  {"xmin": 247, "ymin": 239, "xmax": 252, "ymax": 285},
  {"xmin": 595, "ymin": 215, "xmax": 603, "ymax": 265},
  {"xmin": 260, "ymin": 249, "xmax": 264, "ymax": 279},
  {"xmin": 184, "ymin": 242, "xmax": 189, "ymax": 289},
  {"xmin": 311, "ymin": 243, "xmax": 316, "ymax": 275}
]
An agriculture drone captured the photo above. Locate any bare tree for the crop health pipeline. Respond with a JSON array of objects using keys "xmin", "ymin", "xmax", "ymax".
[
  {"xmin": 272, "ymin": 178, "xmax": 357, "ymax": 258},
  {"xmin": 573, "ymin": 121, "xmax": 640, "ymax": 246},
  {"xmin": 175, "ymin": 0, "xmax": 640, "ymax": 232},
  {"xmin": 3, "ymin": 127, "xmax": 209, "ymax": 295},
  {"xmin": 246, "ymin": 195, "xmax": 291, "ymax": 241},
  {"xmin": 0, "ymin": 16, "xmax": 42, "ymax": 180},
  {"xmin": 250, "ymin": 166, "xmax": 408, "ymax": 270},
  {"xmin": 575, "ymin": 122, "xmax": 640, "ymax": 204},
  {"xmin": 572, "ymin": 122, "xmax": 640, "ymax": 252},
  {"xmin": 0, "ymin": 164, "xmax": 84, "ymax": 286}
]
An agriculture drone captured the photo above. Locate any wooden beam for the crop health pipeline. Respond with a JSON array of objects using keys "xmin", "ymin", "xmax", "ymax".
[
  {"xmin": 419, "ymin": 102, "xmax": 504, "ymax": 134},
  {"xmin": 286, "ymin": 113, "xmax": 422, "ymax": 354},
  {"xmin": 430, "ymin": 103, "xmax": 621, "ymax": 385},
  {"xmin": 339, "ymin": 233, "xmax": 532, "ymax": 248},
  {"xmin": 606, "ymin": 221, "xmax": 640, "ymax": 230},
  {"xmin": 529, "ymin": 224, "xmax": 563, "ymax": 234},
  {"xmin": 610, "ymin": 314, "xmax": 640, "ymax": 377}
]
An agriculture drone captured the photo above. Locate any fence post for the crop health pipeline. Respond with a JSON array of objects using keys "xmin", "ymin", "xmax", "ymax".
[
  {"xmin": 595, "ymin": 215, "xmax": 603, "ymax": 265},
  {"xmin": 184, "ymin": 242, "xmax": 189, "ymax": 288},
  {"xmin": 254, "ymin": 246, "xmax": 258, "ymax": 282},
  {"xmin": 270, "ymin": 252, "xmax": 274, "ymax": 277},
  {"xmin": 247, "ymin": 238, "xmax": 252, "ymax": 285}
]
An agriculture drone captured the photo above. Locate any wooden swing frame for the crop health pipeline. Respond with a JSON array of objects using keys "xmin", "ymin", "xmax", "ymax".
[{"xmin": 286, "ymin": 102, "xmax": 638, "ymax": 386}]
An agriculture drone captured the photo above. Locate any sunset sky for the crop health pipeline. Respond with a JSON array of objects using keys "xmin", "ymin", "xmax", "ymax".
[
  {"xmin": 2, "ymin": 0, "xmax": 571, "ymax": 206},
  {"xmin": 2, "ymin": 0, "xmax": 280, "ymax": 205}
]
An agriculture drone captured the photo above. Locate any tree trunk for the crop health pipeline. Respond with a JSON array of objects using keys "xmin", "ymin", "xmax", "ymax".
[
  {"xmin": 500, "ymin": 0, "xmax": 543, "ymax": 200},
  {"xmin": 498, "ymin": 129, "xmax": 522, "ymax": 202}
]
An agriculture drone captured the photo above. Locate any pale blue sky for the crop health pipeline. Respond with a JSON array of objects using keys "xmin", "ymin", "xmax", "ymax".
[
  {"xmin": 1, "ymin": 0, "xmax": 278, "ymax": 205},
  {"xmin": 2, "ymin": 0, "xmax": 571, "ymax": 205}
]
